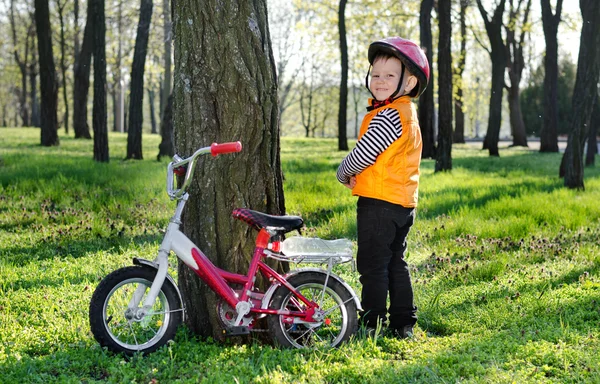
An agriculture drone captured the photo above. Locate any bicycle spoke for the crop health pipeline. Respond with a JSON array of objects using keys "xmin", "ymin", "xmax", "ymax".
[{"xmin": 127, "ymin": 320, "xmax": 139, "ymax": 346}]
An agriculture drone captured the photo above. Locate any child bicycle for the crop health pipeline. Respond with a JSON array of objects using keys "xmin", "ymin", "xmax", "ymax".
[{"xmin": 89, "ymin": 142, "xmax": 360, "ymax": 354}]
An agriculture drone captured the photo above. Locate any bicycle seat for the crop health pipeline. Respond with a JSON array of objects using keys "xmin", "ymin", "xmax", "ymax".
[{"xmin": 232, "ymin": 208, "xmax": 304, "ymax": 233}]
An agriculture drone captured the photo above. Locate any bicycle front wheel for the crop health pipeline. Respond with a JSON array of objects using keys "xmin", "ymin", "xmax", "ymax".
[
  {"xmin": 267, "ymin": 272, "xmax": 358, "ymax": 348},
  {"xmin": 89, "ymin": 266, "xmax": 183, "ymax": 355}
]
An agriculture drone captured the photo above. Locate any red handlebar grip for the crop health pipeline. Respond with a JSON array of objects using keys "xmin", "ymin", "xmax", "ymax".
[{"xmin": 210, "ymin": 141, "xmax": 243, "ymax": 156}]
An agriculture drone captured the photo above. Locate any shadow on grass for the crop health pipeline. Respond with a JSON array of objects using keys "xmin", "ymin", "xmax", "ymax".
[
  {"xmin": 1, "ymin": 232, "xmax": 162, "ymax": 269},
  {"xmin": 419, "ymin": 178, "xmax": 564, "ymax": 219},
  {"xmin": 0, "ymin": 150, "xmax": 166, "ymax": 192},
  {"xmin": 418, "ymin": 260, "xmax": 600, "ymax": 339}
]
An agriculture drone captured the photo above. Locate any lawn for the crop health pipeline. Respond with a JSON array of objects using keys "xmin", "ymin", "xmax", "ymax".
[{"xmin": 1, "ymin": 127, "xmax": 599, "ymax": 383}]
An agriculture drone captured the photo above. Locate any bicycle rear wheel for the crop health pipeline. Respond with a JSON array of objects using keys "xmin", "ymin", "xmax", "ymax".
[
  {"xmin": 89, "ymin": 266, "xmax": 183, "ymax": 355},
  {"xmin": 267, "ymin": 272, "xmax": 358, "ymax": 348}
]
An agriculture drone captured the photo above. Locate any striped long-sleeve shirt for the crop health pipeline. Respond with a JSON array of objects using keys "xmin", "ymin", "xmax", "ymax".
[{"xmin": 336, "ymin": 108, "xmax": 402, "ymax": 184}]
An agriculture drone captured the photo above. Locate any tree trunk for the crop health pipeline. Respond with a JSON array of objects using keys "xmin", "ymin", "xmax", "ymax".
[
  {"xmin": 113, "ymin": 0, "xmax": 124, "ymax": 133},
  {"xmin": 126, "ymin": 0, "xmax": 153, "ymax": 160},
  {"xmin": 58, "ymin": 0, "xmax": 69, "ymax": 134},
  {"xmin": 505, "ymin": 0, "xmax": 530, "ymax": 148},
  {"xmin": 507, "ymin": 85, "xmax": 528, "ymax": 146},
  {"xmin": 174, "ymin": 0, "xmax": 285, "ymax": 340},
  {"xmin": 435, "ymin": 0, "xmax": 452, "ymax": 172},
  {"xmin": 453, "ymin": 0, "xmax": 468, "ymax": 144},
  {"xmin": 157, "ymin": 93, "xmax": 174, "ymax": 160},
  {"xmin": 476, "ymin": 0, "xmax": 507, "ymax": 157},
  {"xmin": 337, "ymin": 0, "xmax": 348, "ymax": 151},
  {"xmin": 92, "ymin": 0, "xmax": 108, "ymax": 162},
  {"xmin": 586, "ymin": 98, "xmax": 599, "ymax": 166},
  {"xmin": 73, "ymin": 8, "xmax": 93, "ymax": 139},
  {"xmin": 73, "ymin": 0, "xmax": 80, "ymax": 65},
  {"xmin": 29, "ymin": 61, "xmax": 41, "ymax": 128},
  {"xmin": 10, "ymin": 0, "xmax": 32, "ymax": 127},
  {"xmin": 148, "ymin": 87, "xmax": 157, "ymax": 134},
  {"xmin": 34, "ymin": 0, "xmax": 59, "ymax": 146},
  {"xmin": 419, "ymin": 0, "xmax": 435, "ymax": 159},
  {"xmin": 540, "ymin": 0, "xmax": 563, "ymax": 152},
  {"xmin": 560, "ymin": 0, "xmax": 600, "ymax": 189},
  {"xmin": 161, "ymin": 0, "xmax": 172, "ymax": 122}
]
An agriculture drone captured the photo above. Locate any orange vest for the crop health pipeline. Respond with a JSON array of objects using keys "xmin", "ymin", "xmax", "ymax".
[{"xmin": 352, "ymin": 96, "xmax": 422, "ymax": 207}]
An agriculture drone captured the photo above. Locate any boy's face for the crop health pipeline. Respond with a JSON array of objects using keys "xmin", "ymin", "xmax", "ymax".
[{"xmin": 370, "ymin": 56, "xmax": 404, "ymax": 101}]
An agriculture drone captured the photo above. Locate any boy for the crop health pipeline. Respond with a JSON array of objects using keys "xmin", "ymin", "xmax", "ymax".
[{"xmin": 336, "ymin": 37, "xmax": 430, "ymax": 338}]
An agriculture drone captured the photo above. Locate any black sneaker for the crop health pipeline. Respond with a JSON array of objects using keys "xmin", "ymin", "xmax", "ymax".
[{"xmin": 389, "ymin": 325, "xmax": 414, "ymax": 339}]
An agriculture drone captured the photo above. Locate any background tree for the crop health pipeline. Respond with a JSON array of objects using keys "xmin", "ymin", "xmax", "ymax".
[
  {"xmin": 72, "ymin": 5, "xmax": 93, "ymax": 139},
  {"xmin": 9, "ymin": 0, "xmax": 35, "ymax": 127},
  {"xmin": 126, "ymin": 0, "xmax": 153, "ymax": 160},
  {"xmin": 419, "ymin": 0, "xmax": 435, "ymax": 159},
  {"xmin": 56, "ymin": 0, "xmax": 70, "ymax": 133},
  {"xmin": 559, "ymin": 0, "xmax": 600, "ymax": 189},
  {"xmin": 453, "ymin": 0, "xmax": 469, "ymax": 144},
  {"xmin": 337, "ymin": 0, "xmax": 348, "ymax": 151},
  {"xmin": 520, "ymin": 55, "xmax": 575, "ymax": 137},
  {"xmin": 269, "ymin": 2, "xmax": 302, "ymax": 120},
  {"xmin": 504, "ymin": 0, "xmax": 531, "ymax": 148},
  {"xmin": 29, "ymin": 37, "xmax": 40, "ymax": 128},
  {"xmin": 157, "ymin": 93, "xmax": 173, "ymax": 160},
  {"xmin": 34, "ymin": 0, "xmax": 59, "ymax": 146},
  {"xmin": 160, "ymin": 0, "xmax": 172, "ymax": 122},
  {"xmin": 539, "ymin": 0, "xmax": 563, "ymax": 152},
  {"xmin": 92, "ymin": 0, "xmax": 108, "ymax": 161},
  {"xmin": 436, "ymin": 0, "xmax": 452, "ymax": 172},
  {"xmin": 174, "ymin": 0, "xmax": 285, "ymax": 339},
  {"xmin": 476, "ymin": 0, "xmax": 507, "ymax": 156}
]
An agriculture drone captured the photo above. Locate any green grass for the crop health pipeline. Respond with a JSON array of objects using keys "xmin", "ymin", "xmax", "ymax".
[{"xmin": 1, "ymin": 127, "xmax": 599, "ymax": 383}]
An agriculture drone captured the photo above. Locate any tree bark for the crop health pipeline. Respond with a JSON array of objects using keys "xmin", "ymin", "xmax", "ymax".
[
  {"xmin": 453, "ymin": 0, "xmax": 468, "ymax": 144},
  {"xmin": 92, "ymin": 0, "xmax": 108, "ymax": 162},
  {"xmin": 436, "ymin": 0, "xmax": 452, "ymax": 172},
  {"xmin": 540, "ymin": 0, "xmax": 563, "ymax": 152},
  {"xmin": 73, "ymin": 7, "xmax": 93, "ymax": 139},
  {"xmin": 337, "ymin": 0, "xmax": 348, "ymax": 151},
  {"xmin": 476, "ymin": 0, "xmax": 507, "ymax": 157},
  {"xmin": 174, "ymin": 0, "xmax": 285, "ymax": 340},
  {"xmin": 126, "ymin": 0, "xmax": 153, "ymax": 160},
  {"xmin": 505, "ymin": 0, "xmax": 530, "ymax": 148},
  {"xmin": 157, "ymin": 93, "xmax": 174, "ymax": 160},
  {"xmin": 559, "ymin": 0, "xmax": 600, "ymax": 189},
  {"xmin": 419, "ymin": 0, "xmax": 436, "ymax": 158},
  {"xmin": 34, "ymin": 0, "xmax": 59, "ymax": 146}
]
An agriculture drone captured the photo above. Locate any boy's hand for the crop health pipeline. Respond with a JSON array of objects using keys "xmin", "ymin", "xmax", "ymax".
[{"xmin": 343, "ymin": 176, "xmax": 357, "ymax": 189}]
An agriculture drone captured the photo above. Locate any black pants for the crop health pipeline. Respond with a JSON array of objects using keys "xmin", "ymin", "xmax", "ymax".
[{"xmin": 356, "ymin": 197, "xmax": 417, "ymax": 329}]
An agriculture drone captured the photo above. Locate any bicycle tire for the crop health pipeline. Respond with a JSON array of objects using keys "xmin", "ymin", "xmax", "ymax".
[
  {"xmin": 267, "ymin": 272, "xmax": 358, "ymax": 348},
  {"xmin": 89, "ymin": 266, "xmax": 183, "ymax": 355}
]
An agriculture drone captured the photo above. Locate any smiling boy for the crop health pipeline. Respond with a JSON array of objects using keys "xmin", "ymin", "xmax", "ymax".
[{"xmin": 336, "ymin": 37, "xmax": 430, "ymax": 338}]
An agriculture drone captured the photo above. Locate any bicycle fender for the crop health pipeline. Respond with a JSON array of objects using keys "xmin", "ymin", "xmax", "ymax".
[
  {"xmin": 261, "ymin": 268, "xmax": 362, "ymax": 311},
  {"xmin": 132, "ymin": 258, "xmax": 186, "ymax": 321}
]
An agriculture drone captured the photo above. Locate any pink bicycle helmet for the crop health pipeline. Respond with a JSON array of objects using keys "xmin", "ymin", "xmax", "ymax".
[{"xmin": 367, "ymin": 37, "xmax": 430, "ymax": 97}]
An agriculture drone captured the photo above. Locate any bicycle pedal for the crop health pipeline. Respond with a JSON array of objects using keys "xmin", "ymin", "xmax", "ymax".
[{"xmin": 224, "ymin": 326, "xmax": 250, "ymax": 336}]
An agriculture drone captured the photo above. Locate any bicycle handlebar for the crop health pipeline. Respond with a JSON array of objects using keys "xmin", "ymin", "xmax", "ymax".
[
  {"xmin": 211, "ymin": 141, "xmax": 242, "ymax": 156},
  {"xmin": 167, "ymin": 141, "xmax": 243, "ymax": 199}
]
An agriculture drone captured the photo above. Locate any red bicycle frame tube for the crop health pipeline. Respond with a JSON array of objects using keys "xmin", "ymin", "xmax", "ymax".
[{"xmin": 189, "ymin": 228, "xmax": 319, "ymax": 321}]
